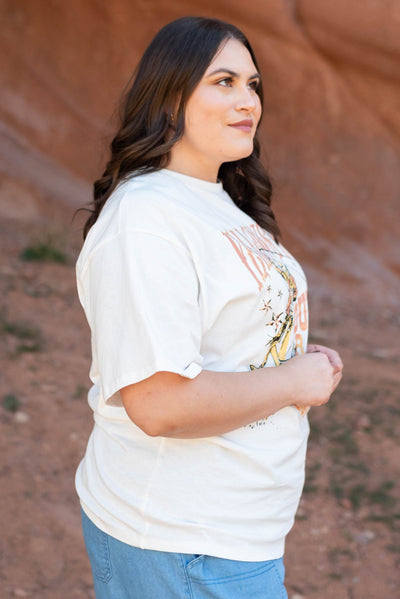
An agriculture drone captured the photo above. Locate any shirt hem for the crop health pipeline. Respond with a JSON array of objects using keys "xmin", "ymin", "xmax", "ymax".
[{"xmin": 80, "ymin": 502, "xmax": 286, "ymax": 562}]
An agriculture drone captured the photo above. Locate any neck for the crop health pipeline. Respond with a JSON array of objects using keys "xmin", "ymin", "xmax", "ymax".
[{"xmin": 168, "ymin": 145, "xmax": 220, "ymax": 183}]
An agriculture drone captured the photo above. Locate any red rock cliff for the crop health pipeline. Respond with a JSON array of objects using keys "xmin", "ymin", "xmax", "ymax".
[{"xmin": 1, "ymin": 0, "xmax": 399, "ymax": 307}]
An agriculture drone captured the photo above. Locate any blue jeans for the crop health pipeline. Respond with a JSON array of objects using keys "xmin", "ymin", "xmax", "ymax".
[{"xmin": 81, "ymin": 509, "xmax": 288, "ymax": 599}]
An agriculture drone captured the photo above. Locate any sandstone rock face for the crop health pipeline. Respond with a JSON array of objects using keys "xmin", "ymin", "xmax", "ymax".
[{"xmin": 1, "ymin": 0, "xmax": 399, "ymax": 306}]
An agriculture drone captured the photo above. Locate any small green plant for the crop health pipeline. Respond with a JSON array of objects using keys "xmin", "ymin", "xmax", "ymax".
[
  {"xmin": 368, "ymin": 481, "xmax": 396, "ymax": 508},
  {"xmin": 295, "ymin": 511, "xmax": 308, "ymax": 521},
  {"xmin": 0, "ymin": 310, "xmax": 44, "ymax": 353},
  {"xmin": 3, "ymin": 394, "xmax": 21, "ymax": 412},
  {"xmin": 20, "ymin": 230, "xmax": 68, "ymax": 264},
  {"xmin": 329, "ymin": 546, "xmax": 355, "ymax": 562},
  {"xmin": 368, "ymin": 513, "xmax": 400, "ymax": 528},
  {"xmin": 386, "ymin": 542, "xmax": 400, "ymax": 554},
  {"xmin": 303, "ymin": 461, "xmax": 322, "ymax": 494},
  {"xmin": 73, "ymin": 384, "xmax": 87, "ymax": 400},
  {"xmin": 330, "ymin": 428, "xmax": 358, "ymax": 455},
  {"xmin": 330, "ymin": 482, "xmax": 345, "ymax": 500},
  {"xmin": 349, "ymin": 484, "xmax": 367, "ymax": 510}
]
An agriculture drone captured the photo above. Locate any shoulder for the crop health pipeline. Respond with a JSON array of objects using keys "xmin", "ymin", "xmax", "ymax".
[
  {"xmin": 121, "ymin": 169, "xmax": 178, "ymax": 202},
  {"xmin": 77, "ymin": 171, "xmax": 191, "ymax": 273},
  {"xmin": 117, "ymin": 170, "xmax": 194, "ymax": 228}
]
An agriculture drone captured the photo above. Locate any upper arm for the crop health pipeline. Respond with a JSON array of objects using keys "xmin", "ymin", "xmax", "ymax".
[{"xmin": 83, "ymin": 230, "xmax": 203, "ymax": 407}]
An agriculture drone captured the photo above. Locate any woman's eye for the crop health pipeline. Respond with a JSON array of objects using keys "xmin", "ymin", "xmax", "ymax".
[
  {"xmin": 249, "ymin": 80, "xmax": 260, "ymax": 91},
  {"xmin": 217, "ymin": 78, "xmax": 233, "ymax": 87},
  {"xmin": 216, "ymin": 77, "xmax": 260, "ymax": 91}
]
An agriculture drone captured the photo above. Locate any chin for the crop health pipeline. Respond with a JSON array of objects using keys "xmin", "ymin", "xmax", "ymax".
[{"xmin": 227, "ymin": 147, "xmax": 254, "ymax": 161}]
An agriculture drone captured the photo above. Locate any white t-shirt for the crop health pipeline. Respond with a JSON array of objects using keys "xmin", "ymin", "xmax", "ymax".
[{"xmin": 75, "ymin": 168, "xmax": 310, "ymax": 561}]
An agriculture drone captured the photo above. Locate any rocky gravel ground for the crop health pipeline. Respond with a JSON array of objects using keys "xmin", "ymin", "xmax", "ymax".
[{"xmin": 0, "ymin": 211, "xmax": 399, "ymax": 599}]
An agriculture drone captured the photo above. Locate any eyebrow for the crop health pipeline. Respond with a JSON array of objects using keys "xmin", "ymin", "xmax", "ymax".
[{"xmin": 206, "ymin": 68, "xmax": 261, "ymax": 80}]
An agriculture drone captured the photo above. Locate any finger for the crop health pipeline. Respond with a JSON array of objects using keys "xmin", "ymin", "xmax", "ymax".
[
  {"xmin": 315, "ymin": 346, "xmax": 343, "ymax": 372},
  {"xmin": 332, "ymin": 362, "xmax": 343, "ymax": 375},
  {"xmin": 331, "ymin": 357, "xmax": 343, "ymax": 375},
  {"xmin": 307, "ymin": 343, "xmax": 321, "ymax": 353},
  {"xmin": 332, "ymin": 371, "xmax": 343, "ymax": 391}
]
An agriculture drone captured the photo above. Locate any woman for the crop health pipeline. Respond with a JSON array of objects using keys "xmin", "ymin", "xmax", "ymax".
[{"xmin": 76, "ymin": 16, "xmax": 343, "ymax": 599}]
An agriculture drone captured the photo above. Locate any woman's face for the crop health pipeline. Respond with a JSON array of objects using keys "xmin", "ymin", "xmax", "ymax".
[{"xmin": 169, "ymin": 38, "xmax": 262, "ymax": 181}]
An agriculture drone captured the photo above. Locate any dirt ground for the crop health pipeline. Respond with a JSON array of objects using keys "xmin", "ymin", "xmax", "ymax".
[{"xmin": 0, "ymin": 208, "xmax": 399, "ymax": 599}]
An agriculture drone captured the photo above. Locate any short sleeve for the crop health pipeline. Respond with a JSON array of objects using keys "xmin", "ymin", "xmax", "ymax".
[{"xmin": 80, "ymin": 229, "xmax": 203, "ymax": 405}]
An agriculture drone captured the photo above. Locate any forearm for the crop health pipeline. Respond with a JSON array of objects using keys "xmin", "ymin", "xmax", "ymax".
[{"xmin": 120, "ymin": 367, "xmax": 294, "ymax": 439}]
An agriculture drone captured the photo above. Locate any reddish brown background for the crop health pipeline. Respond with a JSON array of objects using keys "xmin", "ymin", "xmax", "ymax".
[
  {"xmin": 0, "ymin": 1, "xmax": 399, "ymax": 598},
  {"xmin": 1, "ymin": 0, "xmax": 400, "ymax": 304}
]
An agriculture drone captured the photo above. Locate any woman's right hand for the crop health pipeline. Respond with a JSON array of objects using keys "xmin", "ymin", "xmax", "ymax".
[{"xmin": 282, "ymin": 350, "xmax": 343, "ymax": 409}]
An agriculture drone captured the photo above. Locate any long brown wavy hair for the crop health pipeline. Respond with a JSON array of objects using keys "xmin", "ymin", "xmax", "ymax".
[{"xmin": 82, "ymin": 16, "xmax": 281, "ymax": 241}]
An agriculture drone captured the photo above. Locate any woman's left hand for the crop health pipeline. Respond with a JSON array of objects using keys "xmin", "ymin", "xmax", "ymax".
[{"xmin": 307, "ymin": 344, "xmax": 343, "ymax": 391}]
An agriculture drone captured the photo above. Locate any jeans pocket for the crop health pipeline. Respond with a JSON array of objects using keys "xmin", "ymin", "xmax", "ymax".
[
  {"xmin": 81, "ymin": 509, "xmax": 112, "ymax": 583},
  {"xmin": 186, "ymin": 555, "xmax": 287, "ymax": 598}
]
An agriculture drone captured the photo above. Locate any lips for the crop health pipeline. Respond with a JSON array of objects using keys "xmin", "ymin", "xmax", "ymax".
[{"xmin": 228, "ymin": 119, "xmax": 253, "ymax": 132}]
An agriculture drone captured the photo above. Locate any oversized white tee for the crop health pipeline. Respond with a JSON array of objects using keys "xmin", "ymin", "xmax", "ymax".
[{"xmin": 75, "ymin": 168, "xmax": 310, "ymax": 561}]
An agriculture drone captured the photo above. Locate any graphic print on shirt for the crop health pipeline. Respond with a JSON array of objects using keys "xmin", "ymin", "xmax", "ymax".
[
  {"xmin": 251, "ymin": 254, "xmax": 298, "ymax": 368},
  {"xmin": 222, "ymin": 224, "xmax": 309, "ymax": 422}
]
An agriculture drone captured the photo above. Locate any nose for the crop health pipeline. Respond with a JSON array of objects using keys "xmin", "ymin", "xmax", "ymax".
[{"xmin": 235, "ymin": 85, "xmax": 259, "ymax": 113}]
